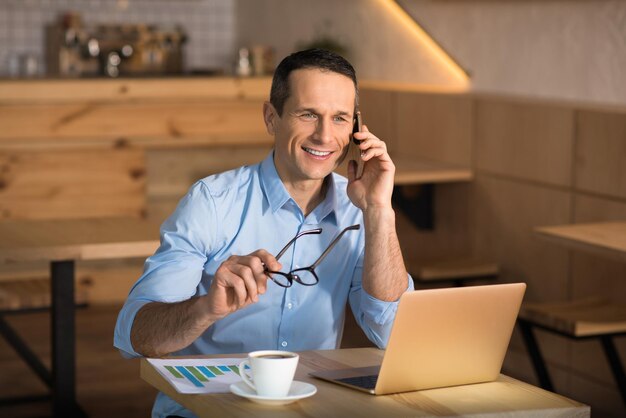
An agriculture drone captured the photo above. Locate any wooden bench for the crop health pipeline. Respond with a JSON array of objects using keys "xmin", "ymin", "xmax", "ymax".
[{"xmin": 517, "ymin": 298, "xmax": 626, "ymax": 406}]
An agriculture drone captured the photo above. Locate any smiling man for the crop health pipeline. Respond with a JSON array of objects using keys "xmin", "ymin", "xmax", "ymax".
[{"xmin": 114, "ymin": 49, "xmax": 413, "ymax": 418}]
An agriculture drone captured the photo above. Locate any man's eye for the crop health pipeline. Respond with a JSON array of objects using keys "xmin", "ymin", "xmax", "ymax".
[
  {"xmin": 301, "ymin": 113, "xmax": 316, "ymax": 119},
  {"xmin": 333, "ymin": 116, "xmax": 348, "ymax": 123}
]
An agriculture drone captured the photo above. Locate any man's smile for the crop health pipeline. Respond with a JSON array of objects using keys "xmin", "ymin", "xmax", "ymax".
[{"xmin": 302, "ymin": 146, "xmax": 334, "ymax": 159}]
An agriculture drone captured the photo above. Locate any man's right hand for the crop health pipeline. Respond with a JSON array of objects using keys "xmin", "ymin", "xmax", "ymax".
[{"xmin": 203, "ymin": 249, "xmax": 282, "ymax": 320}]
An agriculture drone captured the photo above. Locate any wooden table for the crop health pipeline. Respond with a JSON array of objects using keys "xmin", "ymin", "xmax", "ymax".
[
  {"xmin": 335, "ymin": 156, "xmax": 472, "ymax": 230},
  {"xmin": 534, "ymin": 222, "xmax": 626, "ymax": 262},
  {"xmin": 0, "ymin": 218, "xmax": 160, "ymax": 417},
  {"xmin": 392, "ymin": 157, "xmax": 472, "ymax": 185},
  {"xmin": 140, "ymin": 348, "xmax": 589, "ymax": 417},
  {"xmin": 335, "ymin": 156, "xmax": 473, "ymax": 186}
]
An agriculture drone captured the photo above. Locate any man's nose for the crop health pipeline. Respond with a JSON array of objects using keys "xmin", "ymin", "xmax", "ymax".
[{"xmin": 313, "ymin": 118, "xmax": 334, "ymax": 143}]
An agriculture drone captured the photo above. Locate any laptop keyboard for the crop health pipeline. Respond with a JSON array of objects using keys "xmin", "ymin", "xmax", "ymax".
[{"xmin": 337, "ymin": 374, "xmax": 379, "ymax": 390}]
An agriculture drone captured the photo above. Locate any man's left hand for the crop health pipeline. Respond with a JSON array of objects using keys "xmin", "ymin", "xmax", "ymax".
[{"xmin": 346, "ymin": 125, "xmax": 395, "ymax": 212}]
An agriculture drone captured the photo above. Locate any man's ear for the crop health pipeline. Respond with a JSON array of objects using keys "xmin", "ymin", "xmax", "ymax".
[{"xmin": 263, "ymin": 102, "xmax": 278, "ymax": 135}]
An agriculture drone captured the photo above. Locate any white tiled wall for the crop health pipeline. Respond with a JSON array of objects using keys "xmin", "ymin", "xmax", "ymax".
[{"xmin": 0, "ymin": 0, "xmax": 236, "ymax": 76}]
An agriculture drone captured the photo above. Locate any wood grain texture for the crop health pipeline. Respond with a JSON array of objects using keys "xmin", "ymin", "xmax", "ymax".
[
  {"xmin": 395, "ymin": 92, "xmax": 472, "ymax": 166},
  {"xmin": 140, "ymin": 348, "xmax": 589, "ymax": 418},
  {"xmin": 475, "ymin": 99, "xmax": 574, "ymax": 186},
  {"xmin": 0, "ymin": 77, "xmax": 272, "ymax": 103},
  {"xmin": 0, "ymin": 101, "xmax": 269, "ymax": 149},
  {"xmin": 0, "ymin": 149, "xmax": 146, "ymax": 220},
  {"xmin": 0, "ymin": 218, "xmax": 160, "ymax": 263},
  {"xmin": 520, "ymin": 298, "xmax": 626, "ymax": 337}
]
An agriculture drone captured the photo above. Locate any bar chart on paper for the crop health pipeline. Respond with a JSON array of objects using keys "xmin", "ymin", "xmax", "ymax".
[{"xmin": 147, "ymin": 357, "xmax": 247, "ymax": 394}]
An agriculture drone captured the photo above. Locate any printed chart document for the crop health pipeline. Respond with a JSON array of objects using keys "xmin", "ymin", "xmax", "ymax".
[{"xmin": 148, "ymin": 357, "xmax": 246, "ymax": 394}]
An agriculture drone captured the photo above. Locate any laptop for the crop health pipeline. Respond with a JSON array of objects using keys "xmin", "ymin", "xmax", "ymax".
[{"xmin": 310, "ymin": 282, "xmax": 526, "ymax": 395}]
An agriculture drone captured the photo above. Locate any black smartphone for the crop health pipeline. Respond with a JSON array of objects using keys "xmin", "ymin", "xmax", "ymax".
[
  {"xmin": 352, "ymin": 111, "xmax": 363, "ymax": 144},
  {"xmin": 350, "ymin": 110, "xmax": 364, "ymax": 177}
]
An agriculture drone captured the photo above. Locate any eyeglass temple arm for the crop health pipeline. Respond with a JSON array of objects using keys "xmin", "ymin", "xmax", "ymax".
[
  {"xmin": 309, "ymin": 224, "xmax": 360, "ymax": 269},
  {"xmin": 274, "ymin": 228, "xmax": 323, "ymax": 260}
]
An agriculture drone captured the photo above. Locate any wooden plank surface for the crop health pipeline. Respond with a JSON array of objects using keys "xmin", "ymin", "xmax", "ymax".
[
  {"xmin": 0, "ymin": 77, "xmax": 272, "ymax": 103},
  {"xmin": 140, "ymin": 348, "xmax": 589, "ymax": 418},
  {"xmin": 520, "ymin": 298, "xmax": 626, "ymax": 337},
  {"xmin": 0, "ymin": 101, "xmax": 269, "ymax": 149},
  {"xmin": 0, "ymin": 149, "xmax": 146, "ymax": 220},
  {"xmin": 392, "ymin": 157, "xmax": 472, "ymax": 185},
  {"xmin": 0, "ymin": 218, "xmax": 160, "ymax": 263},
  {"xmin": 334, "ymin": 156, "xmax": 472, "ymax": 185},
  {"xmin": 534, "ymin": 222, "xmax": 626, "ymax": 262}
]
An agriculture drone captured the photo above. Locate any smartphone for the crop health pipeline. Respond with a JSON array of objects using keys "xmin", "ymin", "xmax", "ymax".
[
  {"xmin": 352, "ymin": 111, "xmax": 363, "ymax": 145},
  {"xmin": 350, "ymin": 111, "xmax": 364, "ymax": 178}
]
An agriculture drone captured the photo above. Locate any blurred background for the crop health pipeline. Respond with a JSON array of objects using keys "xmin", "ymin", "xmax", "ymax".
[{"xmin": 1, "ymin": 1, "xmax": 625, "ymax": 417}]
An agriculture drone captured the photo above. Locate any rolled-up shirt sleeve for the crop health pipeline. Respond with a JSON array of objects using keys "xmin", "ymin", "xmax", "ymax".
[
  {"xmin": 348, "ymin": 247, "xmax": 414, "ymax": 349},
  {"xmin": 114, "ymin": 181, "xmax": 217, "ymax": 358}
]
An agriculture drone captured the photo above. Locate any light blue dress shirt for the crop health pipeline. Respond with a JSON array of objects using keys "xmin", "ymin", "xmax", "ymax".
[{"xmin": 114, "ymin": 151, "xmax": 413, "ymax": 418}]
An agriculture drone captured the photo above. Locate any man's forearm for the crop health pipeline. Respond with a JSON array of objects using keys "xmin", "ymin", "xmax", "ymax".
[
  {"xmin": 362, "ymin": 207, "xmax": 408, "ymax": 301},
  {"xmin": 130, "ymin": 296, "xmax": 216, "ymax": 357}
]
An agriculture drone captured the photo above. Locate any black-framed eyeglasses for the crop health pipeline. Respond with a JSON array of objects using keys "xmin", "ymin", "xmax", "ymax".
[{"xmin": 264, "ymin": 224, "xmax": 361, "ymax": 288}]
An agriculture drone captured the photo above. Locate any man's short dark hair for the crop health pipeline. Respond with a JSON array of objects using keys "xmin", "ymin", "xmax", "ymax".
[{"xmin": 270, "ymin": 48, "xmax": 358, "ymax": 116}]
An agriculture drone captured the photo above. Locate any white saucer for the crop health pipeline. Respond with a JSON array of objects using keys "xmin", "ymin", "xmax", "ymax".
[{"xmin": 229, "ymin": 380, "xmax": 317, "ymax": 405}]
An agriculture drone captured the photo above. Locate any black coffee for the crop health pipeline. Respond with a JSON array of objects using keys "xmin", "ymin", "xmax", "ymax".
[{"xmin": 256, "ymin": 354, "xmax": 295, "ymax": 359}]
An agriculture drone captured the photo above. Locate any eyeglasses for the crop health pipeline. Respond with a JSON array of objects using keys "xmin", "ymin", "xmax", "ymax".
[{"xmin": 264, "ymin": 224, "xmax": 361, "ymax": 288}]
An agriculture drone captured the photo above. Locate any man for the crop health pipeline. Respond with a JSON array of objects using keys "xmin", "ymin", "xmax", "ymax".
[{"xmin": 114, "ymin": 49, "xmax": 413, "ymax": 417}]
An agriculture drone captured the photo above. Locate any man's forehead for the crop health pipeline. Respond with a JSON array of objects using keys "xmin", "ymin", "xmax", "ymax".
[{"xmin": 286, "ymin": 68, "xmax": 356, "ymax": 109}]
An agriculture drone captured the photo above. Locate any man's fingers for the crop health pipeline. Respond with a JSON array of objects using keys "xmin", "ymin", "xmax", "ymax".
[
  {"xmin": 229, "ymin": 263, "xmax": 260, "ymax": 303},
  {"xmin": 218, "ymin": 269, "xmax": 250, "ymax": 308},
  {"xmin": 251, "ymin": 249, "xmax": 282, "ymax": 274},
  {"xmin": 347, "ymin": 159, "xmax": 358, "ymax": 182}
]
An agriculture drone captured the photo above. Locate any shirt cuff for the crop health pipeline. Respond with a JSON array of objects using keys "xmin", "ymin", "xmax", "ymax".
[
  {"xmin": 114, "ymin": 298, "xmax": 152, "ymax": 358},
  {"xmin": 360, "ymin": 273, "xmax": 414, "ymax": 325}
]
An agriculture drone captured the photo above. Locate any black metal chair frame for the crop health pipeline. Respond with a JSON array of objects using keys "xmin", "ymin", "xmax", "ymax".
[
  {"xmin": 517, "ymin": 317, "xmax": 626, "ymax": 406},
  {"xmin": 0, "ymin": 308, "xmax": 88, "ymax": 417}
]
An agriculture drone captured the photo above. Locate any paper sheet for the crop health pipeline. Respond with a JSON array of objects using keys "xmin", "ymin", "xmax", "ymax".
[{"xmin": 147, "ymin": 357, "xmax": 247, "ymax": 394}]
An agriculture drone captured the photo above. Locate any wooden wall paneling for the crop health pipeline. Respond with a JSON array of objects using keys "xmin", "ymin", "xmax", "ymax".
[
  {"xmin": 0, "ymin": 77, "xmax": 272, "ymax": 103},
  {"xmin": 575, "ymin": 109, "xmax": 626, "ymax": 200},
  {"xmin": 146, "ymin": 145, "xmax": 272, "ymax": 222},
  {"xmin": 358, "ymin": 88, "xmax": 396, "ymax": 153},
  {"xmin": 396, "ymin": 183, "xmax": 472, "ymax": 267},
  {"xmin": 395, "ymin": 92, "xmax": 472, "ymax": 166},
  {"xmin": 0, "ymin": 101, "xmax": 270, "ymax": 149},
  {"xmin": 470, "ymin": 175, "xmax": 572, "ymax": 371},
  {"xmin": 471, "ymin": 175, "xmax": 571, "ymax": 302},
  {"xmin": 0, "ymin": 149, "xmax": 146, "ymax": 220},
  {"xmin": 76, "ymin": 259, "xmax": 146, "ymax": 305},
  {"xmin": 474, "ymin": 99, "xmax": 574, "ymax": 186}
]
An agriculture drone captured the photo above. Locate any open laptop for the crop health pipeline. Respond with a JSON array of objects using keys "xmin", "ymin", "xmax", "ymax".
[{"xmin": 310, "ymin": 282, "xmax": 526, "ymax": 395}]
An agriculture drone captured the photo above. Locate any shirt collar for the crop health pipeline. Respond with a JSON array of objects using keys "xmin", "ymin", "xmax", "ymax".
[
  {"xmin": 260, "ymin": 151, "xmax": 291, "ymax": 212},
  {"xmin": 259, "ymin": 151, "xmax": 339, "ymax": 225}
]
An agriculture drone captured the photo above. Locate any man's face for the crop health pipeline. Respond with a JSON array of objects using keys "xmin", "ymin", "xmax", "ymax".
[{"xmin": 266, "ymin": 68, "xmax": 356, "ymax": 185}]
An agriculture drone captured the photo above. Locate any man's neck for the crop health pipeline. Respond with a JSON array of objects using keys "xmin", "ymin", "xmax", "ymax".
[{"xmin": 284, "ymin": 177, "xmax": 328, "ymax": 217}]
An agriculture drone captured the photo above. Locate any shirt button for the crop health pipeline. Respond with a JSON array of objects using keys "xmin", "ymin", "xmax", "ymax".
[
  {"xmin": 281, "ymin": 341, "xmax": 288, "ymax": 348},
  {"xmin": 287, "ymin": 303, "xmax": 293, "ymax": 310}
]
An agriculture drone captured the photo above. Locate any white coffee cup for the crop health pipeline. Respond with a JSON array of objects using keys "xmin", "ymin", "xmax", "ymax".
[{"xmin": 238, "ymin": 350, "xmax": 299, "ymax": 397}]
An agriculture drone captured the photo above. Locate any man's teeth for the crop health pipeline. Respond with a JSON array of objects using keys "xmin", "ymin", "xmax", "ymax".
[{"xmin": 303, "ymin": 147, "xmax": 331, "ymax": 156}]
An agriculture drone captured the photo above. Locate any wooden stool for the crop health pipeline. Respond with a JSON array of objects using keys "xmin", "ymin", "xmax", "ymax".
[
  {"xmin": 409, "ymin": 257, "xmax": 499, "ymax": 287},
  {"xmin": 517, "ymin": 298, "xmax": 626, "ymax": 406},
  {"xmin": 0, "ymin": 278, "xmax": 88, "ymax": 407}
]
